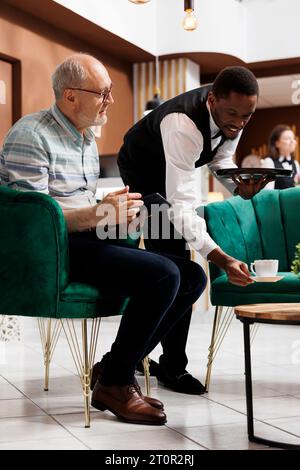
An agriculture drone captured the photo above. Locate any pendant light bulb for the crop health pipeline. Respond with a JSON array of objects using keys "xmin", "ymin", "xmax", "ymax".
[
  {"xmin": 129, "ymin": 0, "xmax": 151, "ymax": 4},
  {"xmin": 182, "ymin": 10, "xmax": 198, "ymax": 31}
]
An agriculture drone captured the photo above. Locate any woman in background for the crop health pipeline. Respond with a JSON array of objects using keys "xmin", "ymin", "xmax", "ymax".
[{"xmin": 261, "ymin": 124, "xmax": 300, "ymax": 189}]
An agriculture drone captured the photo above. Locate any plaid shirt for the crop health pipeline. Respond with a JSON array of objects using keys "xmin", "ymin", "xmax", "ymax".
[{"xmin": 0, "ymin": 104, "xmax": 100, "ymax": 209}]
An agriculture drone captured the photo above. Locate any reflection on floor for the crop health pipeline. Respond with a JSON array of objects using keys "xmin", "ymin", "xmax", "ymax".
[{"xmin": 1, "ymin": 307, "xmax": 300, "ymax": 450}]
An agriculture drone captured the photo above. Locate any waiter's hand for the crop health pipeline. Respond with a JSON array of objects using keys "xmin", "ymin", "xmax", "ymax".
[
  {"xmin": 208, "ymin": 248, "xmax": 254, "ymax": 286},
  {"xmin": 232, "ymin": 174, "xmax": 275, "ymax": 200}
]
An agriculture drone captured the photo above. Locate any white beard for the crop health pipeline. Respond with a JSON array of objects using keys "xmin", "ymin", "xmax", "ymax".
[
  {"xmin": 98, "ymin": 115, "xmax": 107, "ymax": 126},
  {"xmin": 78, "ymin": 111, "xmax": 108, "ymax": 129}
]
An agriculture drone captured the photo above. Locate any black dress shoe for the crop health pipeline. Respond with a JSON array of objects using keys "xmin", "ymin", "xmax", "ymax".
[
  {"xmin": 157, "ymin": 365, "xmax": 206, "ymax": 395},
  {"xmin": 91, "ymin": 361, "xmax": 164, "ymax": 410},
  {"xmin": 137, "ymin": 358, "xmax": 206, "ymax": 395},
  {"xmin": 136, "ymin": 358, "xmax": 160, "ymax": 376}
]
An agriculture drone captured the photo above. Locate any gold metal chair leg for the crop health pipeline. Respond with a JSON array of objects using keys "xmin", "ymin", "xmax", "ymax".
[
  {"xmin": 82, "ymin": 319, "xmax": 90, "ymax": 428},
  {"xmin": 44, "ymin": 320, "xmax": 51, "ymax": 391},
  {"xmin": 37, "ymin": 318, "xmax": 62, "ymax": 391},
  {"xmin": 142, "ymin": 356, "xmax": 151, "ymax": 396},
  {"xmin": 205, "ymin": 306, "xmax": 223, "ymax": 392},
  {"xmin": 61, "ymin": 318, "xmax": 101, "ymax": 428},
  {"xmin": 205, "ymin": 305, "xmax": 235, "ymax": 392}
]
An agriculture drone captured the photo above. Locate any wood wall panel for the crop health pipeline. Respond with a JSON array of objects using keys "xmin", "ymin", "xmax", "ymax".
[
  {"xmin": 0, "ymin": 60, "xmax": 13, "ymax": 145},
  {"xmin": 0, "ymin": 2, "xmax": 133, "ymax": 155}
]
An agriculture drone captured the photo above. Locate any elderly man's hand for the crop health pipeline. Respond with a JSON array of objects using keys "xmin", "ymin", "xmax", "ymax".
[
  {"xmin": 232, "ymin": 174, "xmax": 275, "ymax": 200},
  {"xmin": 96, "ymin": 186, "xmax": 144, "ymax": 226}
]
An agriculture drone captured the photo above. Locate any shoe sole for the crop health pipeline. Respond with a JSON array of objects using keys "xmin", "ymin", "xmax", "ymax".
[
  {"xmin": 157, "ymin": 379, "xmax": 207, "ymax": 395},
  {"xmin": 91, "ymin": 399, "xmax": 167, "ymax": 425}
]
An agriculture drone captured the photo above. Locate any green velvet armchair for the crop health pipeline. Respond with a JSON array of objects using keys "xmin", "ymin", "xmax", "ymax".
[
  {"xmin": 202, "ymin": 187, "xmax": 300, "ymax": 390},
  {"xmin": 0, "ymin": 185, "xmax": 144, "ymax": 427}
]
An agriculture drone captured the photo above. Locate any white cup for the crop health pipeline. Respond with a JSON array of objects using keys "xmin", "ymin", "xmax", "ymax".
[{"xmin": 250, "ymin": 259, "xmax": 278, "ymax": 277}]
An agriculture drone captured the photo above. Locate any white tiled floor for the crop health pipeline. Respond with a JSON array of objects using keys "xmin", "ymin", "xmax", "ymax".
[{"xmin": 1, "ymin": 308, "xmax": 300, "ymax": 450}]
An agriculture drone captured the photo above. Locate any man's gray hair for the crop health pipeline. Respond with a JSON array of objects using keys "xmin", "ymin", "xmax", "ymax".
[{"xmin": 51, "ymin": 57, "xmax": 87, "ymax": 100}]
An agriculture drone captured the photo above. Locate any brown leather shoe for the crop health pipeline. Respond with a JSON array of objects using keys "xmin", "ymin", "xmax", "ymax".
[
  {"xmin": 91, "ymin": 361, "xmax": 164, "ymax": 410},
  {"xmin": 91, "ymin": 381, "xmax": 167, "ymax": 425}
]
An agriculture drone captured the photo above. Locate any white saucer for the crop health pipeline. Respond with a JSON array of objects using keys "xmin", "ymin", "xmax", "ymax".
[{"xmin": 251, "ymin": 276, "xmax": 283, "ymax": 283}]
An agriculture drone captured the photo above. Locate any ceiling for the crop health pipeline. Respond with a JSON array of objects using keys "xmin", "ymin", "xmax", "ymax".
[
  {"xmin": 3, "ymin": 0, "xmax": 300, "ymax": 111},
  {"xmin": 257, "ymin": 74, "xmax": 300, "ymax": 109}
]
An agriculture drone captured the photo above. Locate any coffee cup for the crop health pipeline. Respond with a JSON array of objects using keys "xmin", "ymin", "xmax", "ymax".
[{"xmin": 250, "ymin": 259, "xmax": 278, "ymax": 277}]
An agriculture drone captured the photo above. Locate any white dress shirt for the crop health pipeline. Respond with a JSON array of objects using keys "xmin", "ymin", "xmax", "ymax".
[
  {"xmin": 160, "ymin": 104, "xmax": 242, "ymax": 258},
  {"xmin": 261, "ymin": 155, "xmax": 300, "ymax": 189}
]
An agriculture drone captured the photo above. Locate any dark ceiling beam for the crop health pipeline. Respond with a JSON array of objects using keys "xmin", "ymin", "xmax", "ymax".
[
  {"xmin": 2, "ymin": 0, "xmax": 154, "ymax": 63},
  {"xmin": 2, "ymin": 0, "xmax": 300, "ymax": 78}
]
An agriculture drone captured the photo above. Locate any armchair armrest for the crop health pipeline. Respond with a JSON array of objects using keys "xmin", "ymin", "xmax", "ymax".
[{"xmin": 0, "ymin": 187, "xmax": 69, "ymax": 317}]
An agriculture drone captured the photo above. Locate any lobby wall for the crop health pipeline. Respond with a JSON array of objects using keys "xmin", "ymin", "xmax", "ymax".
[
  {"xmin": 0, "ymin": 2, "xmax": 133, "ymax": 155},
  {"xmin": 236, "ymin": 106, "xmax": 300, "ymax": 165}
]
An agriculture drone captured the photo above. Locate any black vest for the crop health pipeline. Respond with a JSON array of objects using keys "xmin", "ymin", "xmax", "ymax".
[
  {"xmin": 270, "ymin": 157, "xmax": 296, "ymax": 189},
  {"xmin": 118, "ymin": 85, "xmax": 225, "ymax": 196}
]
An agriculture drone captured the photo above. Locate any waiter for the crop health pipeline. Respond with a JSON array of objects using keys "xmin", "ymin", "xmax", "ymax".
[{"xmin": 118, "ymin": 66, "xmax": 269, "ymax": 395}]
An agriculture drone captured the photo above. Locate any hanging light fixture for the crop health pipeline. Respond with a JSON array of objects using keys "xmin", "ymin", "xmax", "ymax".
[
  {"xmin": 144, "ymin": 56, "xmax": 164, "ymax": 115},
  {"xmin": 182, "ymin": 0, "xmax": 198, "ymax": 31},
  {"xmin": 129, "ymin": 0, "xmax": 151, "ymax": 4}
]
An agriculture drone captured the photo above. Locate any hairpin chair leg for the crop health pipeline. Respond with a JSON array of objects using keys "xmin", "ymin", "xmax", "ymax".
[
  {"xmin": 205, "ymin": 305, "xmax": 223, "ymax": 391},
  {"xmin": 37, "ymin": 318, "xmax": 62, "ymax": 391},
  {"xmin": 142, "ymin": 356, "xmax": 151, "ymax": 396}
]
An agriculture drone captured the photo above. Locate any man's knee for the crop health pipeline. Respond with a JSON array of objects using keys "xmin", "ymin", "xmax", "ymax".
[{"xmin": 188, "ymin": 261, "xmax": 207, "ymax": 301}]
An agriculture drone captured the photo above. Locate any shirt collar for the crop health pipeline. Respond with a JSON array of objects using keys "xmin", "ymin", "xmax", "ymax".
[
  {"xmin": 279, "ymin": 155, "xmax": 292, "ymax": 162},
  {"xmin": 50, "ymin": 104, "xmax": 95, "ymax": 144},
  {"xmin": 206, "ymin": 100, "xmax": 220, "ymax": 138}
]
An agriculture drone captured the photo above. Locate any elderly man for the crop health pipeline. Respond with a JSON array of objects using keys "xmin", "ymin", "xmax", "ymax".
[{"xmin": 0, "ymin": 54, "xmax": 206, "ymax": 425}]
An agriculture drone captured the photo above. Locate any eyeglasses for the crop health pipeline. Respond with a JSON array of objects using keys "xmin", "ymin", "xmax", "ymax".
[{"xmin": 68, "ymin": 86, "xmax": 113, "ymax": 102}]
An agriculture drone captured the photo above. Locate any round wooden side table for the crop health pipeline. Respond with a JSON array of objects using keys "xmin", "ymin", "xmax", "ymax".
[{"xmin": 235, "ymin": 303, "xmax": 300, "ymax": 450}]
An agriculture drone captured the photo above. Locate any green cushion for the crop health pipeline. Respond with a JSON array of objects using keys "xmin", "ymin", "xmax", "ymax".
[
  {"xmin": 211, "ymin": 272, "xmax": 300, "ymax": 306},
  {"xmin": 58, "ymin": 286, "xmax": 129, "ymax": 319},
  {"xmin": 58, "ymin": 282, "xmax": 130, "ymax": 319}
]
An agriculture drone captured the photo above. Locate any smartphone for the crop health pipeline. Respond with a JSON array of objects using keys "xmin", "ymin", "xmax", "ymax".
[{"xmin": 142, "ymin": 192, "xmax": 172, "ymax": 211}]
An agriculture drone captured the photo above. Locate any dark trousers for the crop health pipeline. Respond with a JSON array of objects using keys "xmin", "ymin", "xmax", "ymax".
[
  {"xmin": 143, "ymin": 214, "xmax": 198, "ymax": 372},
  {"xmin": 68, "ymin": 232, "xmax": 206, "ymax": 385}
]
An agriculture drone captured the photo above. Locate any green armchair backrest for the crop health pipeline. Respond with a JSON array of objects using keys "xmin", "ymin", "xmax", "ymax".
[
  {"xmin": 0, "ymin": 185, "xmax": 139, "ymax": 319},
  {"xmin": 203, "ymin": 187, "xmax": 300, "ymax": 283},
  {"xmin": 0, "ymin": 186, "xmax": 69, "ymax": 317}
]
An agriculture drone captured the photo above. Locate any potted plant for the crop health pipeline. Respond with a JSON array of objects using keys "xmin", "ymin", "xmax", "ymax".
[{"xmin": 291, "ymin": 243, "xmax": 300, "ymax": 278}]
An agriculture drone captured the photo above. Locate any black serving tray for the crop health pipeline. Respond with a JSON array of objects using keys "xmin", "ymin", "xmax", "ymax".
[{"xmin": 216, "ymin": 168, "xmax": 292, "ymax": 179}]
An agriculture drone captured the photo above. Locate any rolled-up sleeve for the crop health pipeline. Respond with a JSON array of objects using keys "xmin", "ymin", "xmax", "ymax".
[
  {"xmin": 161, "ymin": 113, "xmax": 219, "ymax": 258},
  {"xmin": 1, "ymin": 128, "xmax": 49, "ymax": 193}
]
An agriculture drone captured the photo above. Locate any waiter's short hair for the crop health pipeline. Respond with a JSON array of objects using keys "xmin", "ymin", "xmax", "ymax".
[{"xmin": 212, "ymin": 66, "xmax": 259, "ymax": 99}]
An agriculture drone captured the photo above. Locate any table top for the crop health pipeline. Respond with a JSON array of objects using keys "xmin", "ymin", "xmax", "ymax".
[{"xmin": 235, "ymin": 303, "xmax": 300, "ymax": 321}]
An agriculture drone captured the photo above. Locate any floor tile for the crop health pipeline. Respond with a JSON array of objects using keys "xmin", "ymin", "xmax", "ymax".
[
  {"xmin": 0, "ymin": 437, "xmax": 88, "ymax": 450},
  {"xmin": 0, "ymin": 415, "xmax": 71, "ymax": 442},
  {"xmin": 176, "ymin": 420, "xmax": 300, "ymax": 449},
  {"xmin": 223, "ymin": 395, "xmax": 300, "ymax": 420},
  {"xmin": 0, "ymin": 397, "xmax": 46, "ymax": 419},
  {"xmin": 86, "ymin": 428, "xmax": 205, "ymax": 450}
]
